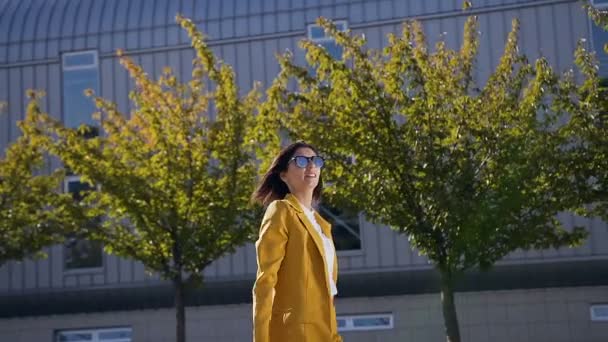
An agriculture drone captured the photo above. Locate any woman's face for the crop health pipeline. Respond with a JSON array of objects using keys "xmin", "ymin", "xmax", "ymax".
[{"xmin": 280, "ymin": 147, "xmax": 321, "ymax": 195}]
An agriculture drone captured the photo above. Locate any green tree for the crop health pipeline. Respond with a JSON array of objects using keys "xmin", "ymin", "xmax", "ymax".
[
  {"xmin": 556, "ymin": 47, "xmax": 608, "ymax": 223},
  {"xmin": 26, "ymin": 16, "xmax": 260, "ymax": 342},
  {"xmin": 1, "ymin": 95, "xmax": 86, "ymax": 266},
  {"xmin": 259, "ymin": 13, "xmax": 590, "ymax": 342},
  {"xmin": 570, "ymin": 0, "xmax": 608, "ymax": 220}
]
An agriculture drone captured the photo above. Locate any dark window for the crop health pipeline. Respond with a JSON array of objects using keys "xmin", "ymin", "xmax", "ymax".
[
  {"xmin": 64, "ymin": 237, "xmax": 103, "ymax": 270},
  {"xmin": 318, "ymin": 204, "xmax": 361, "ymax": 251},
  {"xmin": 65, "ymin": 176, "xmax": 94, "ymax": 202},
  {"xmin": 63, "ymin": 176, "xmax": 102, "ymax": 271}
]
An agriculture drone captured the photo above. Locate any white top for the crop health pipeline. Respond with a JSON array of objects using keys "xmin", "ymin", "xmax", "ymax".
[{"xmin": 300, "ymin": 203, "xmax": 338, "ymax": 297}]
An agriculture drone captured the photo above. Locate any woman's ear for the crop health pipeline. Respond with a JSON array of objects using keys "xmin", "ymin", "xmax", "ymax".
[{"xmin": 279, "ymin": 171, "xmax": 286, "ymax": 183}]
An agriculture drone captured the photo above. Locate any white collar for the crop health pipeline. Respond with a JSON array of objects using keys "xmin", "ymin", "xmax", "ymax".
[{"xmin": 296, "ymin": 198, "xmax": 315, "ymax": 214}]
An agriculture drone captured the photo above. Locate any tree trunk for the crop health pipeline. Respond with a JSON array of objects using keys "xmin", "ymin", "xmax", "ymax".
[
  {"xmin": 174, "ymin": 273, "xmax": 186, "ymax": 342},
  {"xmin": 440, "ymin": 271, "xmax": 461, "ymax": 342}
]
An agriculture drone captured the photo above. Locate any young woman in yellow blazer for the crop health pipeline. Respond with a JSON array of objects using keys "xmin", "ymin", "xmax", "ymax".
[{"xmin": 251, "ymin": 141, "xmax": 342, "ymax": 342}]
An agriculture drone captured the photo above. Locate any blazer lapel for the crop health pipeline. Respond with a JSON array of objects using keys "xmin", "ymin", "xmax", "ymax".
[
  {"xmin": 285, "ymin": 194, "xmax": 331, "ymax": 286},
  {"xmin": 285, "ymin": 195, "xmax": 327, "ymax": 258},
  {"xmin": 314, "ymin": 212, "xmax": 333, "ymax": 239}
]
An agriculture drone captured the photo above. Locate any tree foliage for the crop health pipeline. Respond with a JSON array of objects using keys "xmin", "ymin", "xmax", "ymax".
[
  {"xmin": 1, "ymin": 94, "xmax": 86, "ymax": 266},
  {"xmin": 575, "ymin": 0, "xmax": 608, "ymax": 220},
  {"xmin": 25, "ymin": 15, "xmax": 261, "ymax": 342},
  {"xmin": 258, "ymin": 13, "xmax": 594, "ymax": 342}
]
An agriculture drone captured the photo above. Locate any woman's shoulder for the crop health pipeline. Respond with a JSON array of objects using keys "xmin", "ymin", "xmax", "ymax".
[
  {"xmin": 265, "ymin": 198, "xmax": 298, "ymax": 216},
  {"xmin": 261, "ymin": 199, "xmax": 298, "ymax": 229}
]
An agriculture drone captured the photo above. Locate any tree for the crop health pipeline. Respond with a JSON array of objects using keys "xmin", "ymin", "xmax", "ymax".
[
  {"xmin": 569, "ymin": 0, "xmax": 608, "ymax": 221},
  {"xmin": 26, "ymin": 16, "xmax": 260, "ymax": 342},
  {"xmin": 1, "ymin": 94, "xmax": 86, "ymax": 266},
  {"xmin": 258, "ymin": 12, "xmax": 590, "ymax": 342}
]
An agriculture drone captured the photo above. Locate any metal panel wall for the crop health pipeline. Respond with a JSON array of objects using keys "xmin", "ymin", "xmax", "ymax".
[
  {"xmin": 0, "ymin": 67, "xmax": 7, "ymax": 155},
  {"xmin": 1, "ymin": 0, "xmax": 606, "ymax": 295},
  {"xmin": 2, "ymin": 0, "xmax": 594, "ymax": 64}
]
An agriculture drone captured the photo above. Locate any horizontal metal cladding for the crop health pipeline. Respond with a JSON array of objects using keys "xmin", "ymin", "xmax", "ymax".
[
  {"xmin": 0, "ymin": 213, "xmax": 607, "ymax": 295},
  {"xmin": 0, "ymin": 0, "xmax": 605, "ymax": 296},
  {"xmin": 1, "ymin": 259, "xmax": 608, "ymax": 318},
  {"xmin": 0, "ymin": 0, "xmax": 586, "ymax": 64},
  {"xmin": 0, "ymin": 0, "xmax": 592, "ymax": 148}
]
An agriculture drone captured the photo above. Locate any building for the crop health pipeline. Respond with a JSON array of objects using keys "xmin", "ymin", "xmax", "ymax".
[{"xmin": 1, "ymin": 0, "xmax": 608, "ymax": 341}]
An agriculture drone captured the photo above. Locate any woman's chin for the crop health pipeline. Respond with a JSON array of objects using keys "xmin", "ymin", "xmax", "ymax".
[{"xmin": 303, "ymin": 179, "xmax": 319, "ymax": 188}]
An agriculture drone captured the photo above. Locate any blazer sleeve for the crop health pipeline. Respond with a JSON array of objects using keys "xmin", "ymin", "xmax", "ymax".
[{"xmin": 252, "ymin": 201, "xmax": 289, "ymax": 342}]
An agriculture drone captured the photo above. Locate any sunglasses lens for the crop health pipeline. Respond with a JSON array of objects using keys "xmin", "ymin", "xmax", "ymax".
[
  {"xmin": 313, "ymin": 156, "xmax": 324, "ymax": 168},
  {"xmin": 294, "ymin": 156, "xmax": 308, "ymax": 168},
  {"xmin": 292, "ymin": 156, "xmax": 325, "ymax": 168}
]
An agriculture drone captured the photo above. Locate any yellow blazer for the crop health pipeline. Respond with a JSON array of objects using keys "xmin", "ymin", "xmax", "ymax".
[{"xmin": 253, "ymin": 193, "xmax": 342, "ymax": 342}]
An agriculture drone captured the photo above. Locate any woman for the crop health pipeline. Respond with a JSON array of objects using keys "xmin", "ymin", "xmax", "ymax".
[{"xmin": 251, "ymin": 141, "xmax": 342, "ymax": 342}]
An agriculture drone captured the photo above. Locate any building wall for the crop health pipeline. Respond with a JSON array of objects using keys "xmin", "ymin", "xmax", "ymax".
[
  {"xmin": 1, "ymin": 214, "xmax": 607, "ymax": 295},
  {"xmin": 1, "ymin": 0, "xmax": 607, "ymax": 320},
  {"xmin": 1, "ymin": 2, "xmax": 608, "ymax": 340},
  {"xmin": 0, "ymin": 286, "xmax": 606, "ymax": 342},
  {"xmin": 1, "ymin": 0, "xmax": 596, "ymax": 152}
]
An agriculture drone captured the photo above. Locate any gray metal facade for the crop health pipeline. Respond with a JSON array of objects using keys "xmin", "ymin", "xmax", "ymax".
[{"xmin": 1, "ymin": 0, "xmax": 607, "ymax": 315}]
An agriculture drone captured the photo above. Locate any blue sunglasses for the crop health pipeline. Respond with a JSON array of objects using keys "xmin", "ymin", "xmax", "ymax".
[{"xmin": 289, "ymin": 155, "xmax": 325, "ymax": 169}]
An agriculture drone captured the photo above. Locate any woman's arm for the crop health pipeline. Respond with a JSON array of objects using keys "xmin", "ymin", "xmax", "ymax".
[{"xmin": 252, "ymin": 201, "xmax": 289, "ymax": 342}]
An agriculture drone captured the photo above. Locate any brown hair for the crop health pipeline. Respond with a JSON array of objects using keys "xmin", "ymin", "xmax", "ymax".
[{"xmin": 251, "ymin": 141, "xmax": 323, "ymax": 207}]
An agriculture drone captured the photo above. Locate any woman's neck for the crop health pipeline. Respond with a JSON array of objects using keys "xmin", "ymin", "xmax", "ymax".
[{"xmin": 293, "ymin": 192, "xmax": 313, "ymax": 211}]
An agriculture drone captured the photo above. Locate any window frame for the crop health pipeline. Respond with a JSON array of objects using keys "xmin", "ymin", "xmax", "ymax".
[
  {"xmin": 61, "ymin": 50, "xmax": 100, "ymax": 129},
  {"xmin": 307, "ymin": 20, "xmax": 348, "ymax": 43},
  {"xmin": 317, "ymin": 203, "xmax": 364, "ymax": 256},
  {"xmin": 62, "ymin": 175, "xmax": 104, "ymax": 274},
  {"xmin": 336, "ymin": 313, "xmax": 394, "ymax": 332},
  {"xmin": 62, "ymin": 50, "xmax": 99, "ymax": 70},
  {"xmin": 590, "ymin": 0, "xmax": 608, "ymax": 9},
  {"xmin": 306, "ymin": 20, "xmax": 348, "ymax": 62},
  {"xmin": 591, "ymin": 304, "xmax": 608, "ymax": 322},
  {"xmin": 55, "ymin": 327, "xmax": 132, "ymax": 342},
  {"xmin": 306, "ymin": 21, "xmax": 362, "ymax": 255},
  {"xmin": 588, "ymin": 9, "xmax": 608, "ymax": 79}
]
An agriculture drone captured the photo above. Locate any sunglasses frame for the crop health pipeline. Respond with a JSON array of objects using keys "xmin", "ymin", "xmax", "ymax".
[{"xmin": 289, "ymin": 155, "xmax": 325, "ymax": 169}]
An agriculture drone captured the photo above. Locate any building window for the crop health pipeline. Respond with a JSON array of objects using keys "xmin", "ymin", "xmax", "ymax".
[
  {"xmin": 64, "ymin": 237, "xmax": 103, "ymax": 271},
  {"xmin": 591, "ymin": 0, "xmax": 608, "ymax": 9},
  {"xmin": 62, "ymin": 50, "xmax": 100, "ymax": 129},
  {"xmin": 591, "ymin": 24, "xmax": 608, "ymax": 77},
  {"xmin": 63, "ymin": 175, "xmax": 103, "ymax": 271},
  {"xmin": 589, "ymin": 1, "xmax": 608, "ymax": 78},
  {"xmin": 591, "ymin": 304, "xmax": 608, "ymax": 321},
  {"xmin": 65, "ymin": 175, "xmax": 95, "ymax": 202},
  {"xmin": 600, "ymin": 78, "xmax": 608, "ymax": 128},
  {"xmin": 318, "ymin": 204, "xmax": 361, "ymax": 252},
  {"xmin": 307, "ymin": 22, "xmax": 361, "ymax": 253},
  {"xmin": 307, "ymin": 20, "xmax": 348, "ymax": 60},
  {"xmin": 337, "ymin": 313, "xmax": 394, "ymax": 332},
  {"xmin": 56, "ymin": 327, "xmax": 132, "ymax": 342}
]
